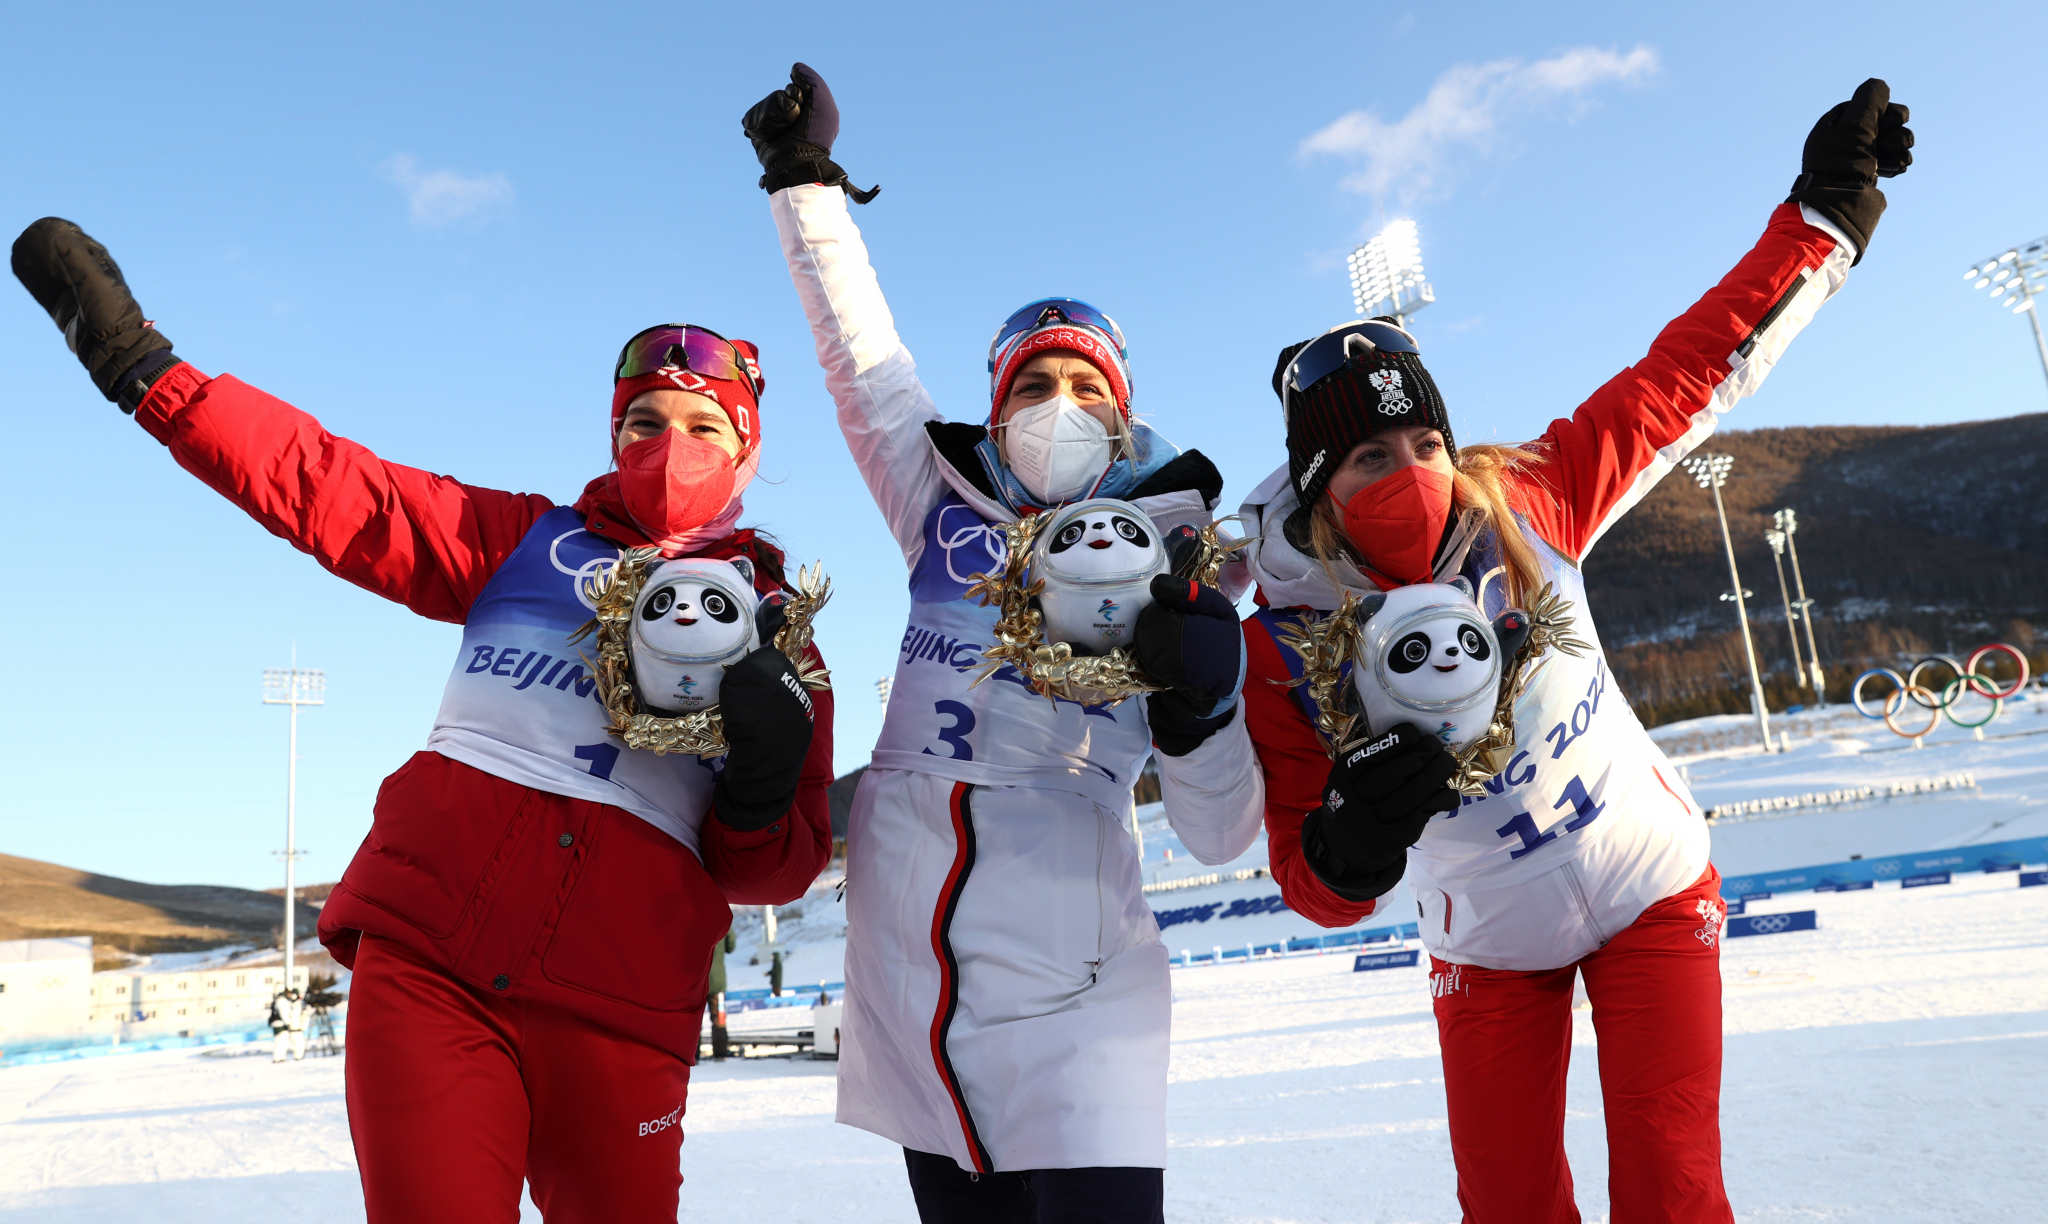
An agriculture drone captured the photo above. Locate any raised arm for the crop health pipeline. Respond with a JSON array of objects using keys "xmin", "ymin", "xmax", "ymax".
[
  {"xmin": 748, "ymin": 64, "xmax": 951, "ymax": 567},
  {"xmin": 1508, "ymin": 80, "xmax": 1913, "ymax": 562},
  {"xmin": 12, "ymin": 218, "xmax": 550, "ymax": 624},
  {"xmin": 1505, "ymin": 203, "xmax": 1852, "ymax": 562},
  {"xmin": 135, "ymin": 365, "xmax": 554, "ymax": 623}
]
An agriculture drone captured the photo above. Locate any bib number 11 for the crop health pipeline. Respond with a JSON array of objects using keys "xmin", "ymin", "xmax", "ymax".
[{"xmin": 1493, "ymin": 774, "xmax": 1605, "ymax": 860}]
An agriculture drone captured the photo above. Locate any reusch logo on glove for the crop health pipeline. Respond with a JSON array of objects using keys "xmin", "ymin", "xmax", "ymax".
[{"xmin": 1343, "ymin": 730, "xmax": 1402, "ymax": 770}]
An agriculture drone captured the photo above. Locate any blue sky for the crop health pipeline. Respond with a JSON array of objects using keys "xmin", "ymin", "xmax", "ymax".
[{"xmin": 3, "ymin": 0, "xmax": 2044, "ymax": 890}]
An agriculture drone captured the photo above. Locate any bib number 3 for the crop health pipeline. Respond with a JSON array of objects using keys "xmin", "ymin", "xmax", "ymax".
[{"xmin": 922, "ymin": 700, "xmax": 977, "ymax": 762}]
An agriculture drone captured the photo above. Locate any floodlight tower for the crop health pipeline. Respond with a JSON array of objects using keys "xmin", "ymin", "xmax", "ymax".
[
  {"xmin": 876, "ymin": 676, "xmax": 893, "ymax": 706},
  {"xmin": 1962, "ymin": 236, "xmax": 2048, "ymax": 395},
  {"xmin": 1772, "ymin": 508, "xmax": 1825, "ymax": 703},
  {"xmin": 1348, "ymin": 218, "xmax": 1435, "ymax": 327},
  {"xmin": 1681, "ymin": 454, "xmax": 1774, "ymax": 751},
  {"xmin": 1763, "ymin": 529, "xmax": 1806, "ymax": 690},
  {"xmin": 262, "ymin": 664, "xmax": 325, "ymax": 991}
]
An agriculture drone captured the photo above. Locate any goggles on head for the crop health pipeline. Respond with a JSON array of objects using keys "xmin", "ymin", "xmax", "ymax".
[
  {"xmin": 987, "ymin": 298, "xmax": 1128, "ymax": 372},
  {"xmin": 1281, "ymin": 320, "xmax": 1421, "ymax": 407},
  {"xmin": 614, "ymin": 324, "xmax": 759, "ymax": 400}
]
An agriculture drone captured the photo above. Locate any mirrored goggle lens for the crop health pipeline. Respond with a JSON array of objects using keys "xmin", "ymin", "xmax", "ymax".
[
  {"xmin": 615, "ymin": 326, "xmax": 749, "ymax": 386},
  {"xmin": 988, "ymin": 298, "xmax": 1127, "ymax": 364},
  {"xmin": 1288, "ymin": 321, "xmax": 1421, "ymax": 393}
]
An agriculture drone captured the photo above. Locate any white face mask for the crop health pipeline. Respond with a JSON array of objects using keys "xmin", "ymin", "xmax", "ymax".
[{"xmin": 1000, "ymin": 395, "xmax": 1114, "ymax": 505}]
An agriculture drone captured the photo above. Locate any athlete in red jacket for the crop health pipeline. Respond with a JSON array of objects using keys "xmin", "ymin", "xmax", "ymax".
[
  {"xmin": 1236, "ymin": 83, "xmax": 1910, "ymax": 1222},
  {"xmin": 12, "ymin": 226, "xmax": 835, "ymax": 1223}
]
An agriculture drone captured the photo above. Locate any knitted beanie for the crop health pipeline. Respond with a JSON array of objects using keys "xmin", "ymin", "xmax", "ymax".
[{"xmin": 1272, "ymin": 328, "xmax": 1454, "ymax": 508}]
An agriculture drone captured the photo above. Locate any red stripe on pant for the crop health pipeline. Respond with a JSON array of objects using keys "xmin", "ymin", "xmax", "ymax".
[
  {"xmin": 1429, "ymin": 867, "xmax": 1734, "ymax": 1224},
  {"xmin": 927, "ymin": 782, "xmax": 993, "ymax": 1173},
  {"xmin": 344, "ymin": 934, "xmax": 691, "ymax": 1223}
]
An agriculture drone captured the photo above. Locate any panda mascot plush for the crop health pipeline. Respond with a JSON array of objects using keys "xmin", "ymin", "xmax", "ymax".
[
  {"xmin": 1029, "ymin": 498, "xmax": 1169, "ymax": 655},
  {"xmin": 1353, "ymin": 580, "xmax": 1514, "ymax": 751},
  {"xmin": 628, "ymin": 557, "xmax": 762, "ymax": 714}
]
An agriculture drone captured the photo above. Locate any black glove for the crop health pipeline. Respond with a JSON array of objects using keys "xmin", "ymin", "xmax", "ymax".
[
  {"xmin": 1134, "ymin": 541, "xmax": 1246, "ymax": 755},
  {"xmin": 742, "ymin": 63, "xmax": 879, "ymax": 203},
  {"xmin": 1301, "ymin": 722, "xmax": 1460, "ymax": 900},
  {"xmin": 13, "ymin": 218, "xmax": 182, "ymax": 412},
  {"xmin": 1786, "ymin": 78, "xmax": 1912, "ymax": 265},
  {"xmin": 713, "ymin": 646, "xmax": 817, "ymax": 831}
]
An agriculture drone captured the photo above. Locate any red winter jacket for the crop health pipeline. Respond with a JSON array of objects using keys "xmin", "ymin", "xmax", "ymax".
[
  {"xmin": 1245, "ymin": 203, "xmax": 1851, "ymax": 930},
  {"xmin": 133, "ymin": 364, "xmax": 834, "ymax": 1059}
]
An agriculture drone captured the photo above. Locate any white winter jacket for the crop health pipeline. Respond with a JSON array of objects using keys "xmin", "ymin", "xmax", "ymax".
[
  {"xmin": 1236, "ymin": 202, "xmax": 1858, "ymax": 971},
  {"xmin": 770, "ymin": 183, "xmax": 1264, "ymax": 1171}
]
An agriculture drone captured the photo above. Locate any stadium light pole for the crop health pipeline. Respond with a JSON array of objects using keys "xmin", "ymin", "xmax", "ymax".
[
  {"xmin": 1763, "ymin": 529, "xmax": 1807, "ymax": 691},
  {"xmin": 1682, "ymin": 454, "xmax": 1775, "ymax": 751},
  {"xmin": 262, "ymin": 663, "xmax": 324, "ymax": 993},
  {"xmin": 1349, "ymin": 218, "xmax": 1435, "ymax": 326},
  {"xmin": 1773, "ymin": 508, "xmax": 1825, "ymax": 704},
  {"xmin": 1962, "ymin": 236, "xmax": 2048, "ymax": 396}
]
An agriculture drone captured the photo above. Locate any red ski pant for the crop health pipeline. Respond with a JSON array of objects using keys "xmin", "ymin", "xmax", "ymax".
[
  {"xmin": 343, "ymin": 934, "xmax": 692, "ymax": 1223},
  {"xmin": 1430, "ymin": 867, "xmax": 1733, "ymax": 1224}
]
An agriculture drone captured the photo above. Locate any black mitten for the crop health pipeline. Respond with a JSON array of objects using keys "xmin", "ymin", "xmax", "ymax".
[
  {"xmin": 12, "ymin": 218, "xmax": 181, "ymax": 411},
  {"xmin": 712, "ymin": 647, "xmax": 816, "ymax": 831},
  {"xmin": 1786, "ymin": 78, "xmax": 1913, "ymax": 264},
  {"xmin": 741, "ymin": 63, "xmax": 879, "ymax": 203},
  {"xmin": 1300, "ymin": 722, "xmax": 1459, "ymax": 899},
  {"xmin": 1134, "ymin": 562, "xmax": 1246, "ymax": 756}
]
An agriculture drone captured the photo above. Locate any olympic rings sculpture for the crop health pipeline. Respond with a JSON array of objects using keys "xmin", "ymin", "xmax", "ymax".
[{"xmin": 1851, "ymin": 643, "xmax": 2031, "ymax": 740}]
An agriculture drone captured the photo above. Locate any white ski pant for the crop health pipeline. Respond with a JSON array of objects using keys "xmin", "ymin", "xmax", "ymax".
[
  {"xmin": 273, "ymin": 1028, "xmax": 307, "ymax": 1062},
  {"xmin": 836, "ymin": 768, "xmax": 1169, "ymax": 1172}
]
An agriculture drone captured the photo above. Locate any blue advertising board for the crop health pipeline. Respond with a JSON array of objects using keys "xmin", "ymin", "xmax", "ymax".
[
  {"xmin": 1726, "ymin": 911, "xmax": 1817, "ymax": 938},
  {"xmin": 1901, "ymin": 873, "xmax": 1951, "ymax": 889},
  {"xmin": 1719, "ymin": 836, "xmax": 2048, "ymax": 900},
  {"xmin": 1354, "ymin": 949, "xmax": 1422, "ymax": 972},
  {"xmin": 2021, "ymin": 871, "xmax": 2048, "ymax": 889}
]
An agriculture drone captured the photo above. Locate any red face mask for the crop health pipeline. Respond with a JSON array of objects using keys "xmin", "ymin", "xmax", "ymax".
[
  {"xmin": 1337, "ymin": 464, "xmax": 1455, "ymax": 587},
  {"xmin": 614, "ymin": 427, "xmax": 738, "ymax": 543}
]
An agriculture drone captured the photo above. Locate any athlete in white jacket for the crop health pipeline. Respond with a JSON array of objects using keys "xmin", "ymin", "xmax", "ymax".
[
  {"xmin": 1238, "ymin": 80, "xmax": 1911, "ymax": 1224},
  {"xmin": 742, "ymin": 66, "xmax": 1263, "ymax": 1221}
]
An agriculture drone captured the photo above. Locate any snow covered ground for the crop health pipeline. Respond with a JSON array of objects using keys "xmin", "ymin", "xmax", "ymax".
[{"xmin": 4, "ymin": 709, "xmax": 2046, "ymax": 1221}]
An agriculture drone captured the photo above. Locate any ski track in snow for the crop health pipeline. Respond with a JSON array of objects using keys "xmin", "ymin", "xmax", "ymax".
[{"xmin": 3, "ymin": 718, "xmax": 2046, "ymax": 1221}]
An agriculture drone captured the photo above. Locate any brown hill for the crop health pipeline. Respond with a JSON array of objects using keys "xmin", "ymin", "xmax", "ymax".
[
  {"xmin": 0, "ymin": 852, "xmax": 318, "ymax": 956},
  {"xmin": 1580, "ymin": 412, "xmax": 2048, "ymax": 724}
]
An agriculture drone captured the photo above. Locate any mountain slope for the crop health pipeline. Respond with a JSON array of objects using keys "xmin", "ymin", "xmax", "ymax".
[
  {"xmin": 0, "ymin": 852, "xmax": 317, "ymax": 954},
  {"xmin": 1579, "ymin": 412, "xmax": 2048, "ymax": 722}
]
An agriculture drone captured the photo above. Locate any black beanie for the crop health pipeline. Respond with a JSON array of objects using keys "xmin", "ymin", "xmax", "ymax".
[{"xmin": 1273, "ymin": 325, "xmax": 1455, "ymax": 509}]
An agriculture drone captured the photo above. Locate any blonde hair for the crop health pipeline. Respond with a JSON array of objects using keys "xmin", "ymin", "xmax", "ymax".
[{"xmin": 1307, "ymin": 443, "xmax": 1545, "ymax": 607}]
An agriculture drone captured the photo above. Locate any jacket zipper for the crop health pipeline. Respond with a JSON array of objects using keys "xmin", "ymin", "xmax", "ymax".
[
  {"xmin": 1560, "ymin": 860, "xmax": 1610, "ymax": 948},
  {"xmin": 1088, "ymin": 813, "xmax": 1110, "ymax": 985},
  {"xmin": 1736, "ymin": 267, "xmax": 1813, "ymax": 359}
]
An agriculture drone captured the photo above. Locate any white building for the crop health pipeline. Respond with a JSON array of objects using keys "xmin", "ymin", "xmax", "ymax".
[
  {"xmin": 0, "ymin": 938, "xmax": 93, "ymax": 1044},
  {"xmin": 93, "ymin": 954, "xmax": 311, "ymax": 1038},
  {"xmin": 1, "ymin": 938, "xmax": 317, "ymax": 1049}
]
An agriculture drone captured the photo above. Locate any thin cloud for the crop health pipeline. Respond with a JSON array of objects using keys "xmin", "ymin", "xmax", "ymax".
[
  {"xmin": 1301, "ymin": 45, "xmax": 1659, "ymax": 202},
  {"xmin": 381, "ymin": 154, "xmax": 514, "ymax": 226}
]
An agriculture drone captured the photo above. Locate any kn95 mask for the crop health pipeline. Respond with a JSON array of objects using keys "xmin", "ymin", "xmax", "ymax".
[{"xmin": 1002, "ymin": 395, "xmax": 1114, "ymax": 505}]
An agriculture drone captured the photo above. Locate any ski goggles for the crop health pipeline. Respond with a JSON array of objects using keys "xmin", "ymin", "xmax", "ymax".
[
  {"xmin": 1283, "ymin": 320, "xmax": 1421, "ymax": 396},
  {"xmin": 614, "ymin": 324, "xmax": 758, "ymax": 398},
  {"xmin": 987, "ymin": 298, "xmax": 1128, "ymax": 371}
]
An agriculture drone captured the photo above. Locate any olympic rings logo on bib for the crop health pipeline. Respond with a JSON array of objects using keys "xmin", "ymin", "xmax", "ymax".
[{"xmin": 1851, "ymin": 643, "xmax": 2030, "ymax": 740}]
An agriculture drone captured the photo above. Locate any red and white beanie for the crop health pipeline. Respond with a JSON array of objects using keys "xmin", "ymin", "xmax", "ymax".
[{"xmin": 988, "ymin": 323, "xmax": 1131, "ymax": 426}]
